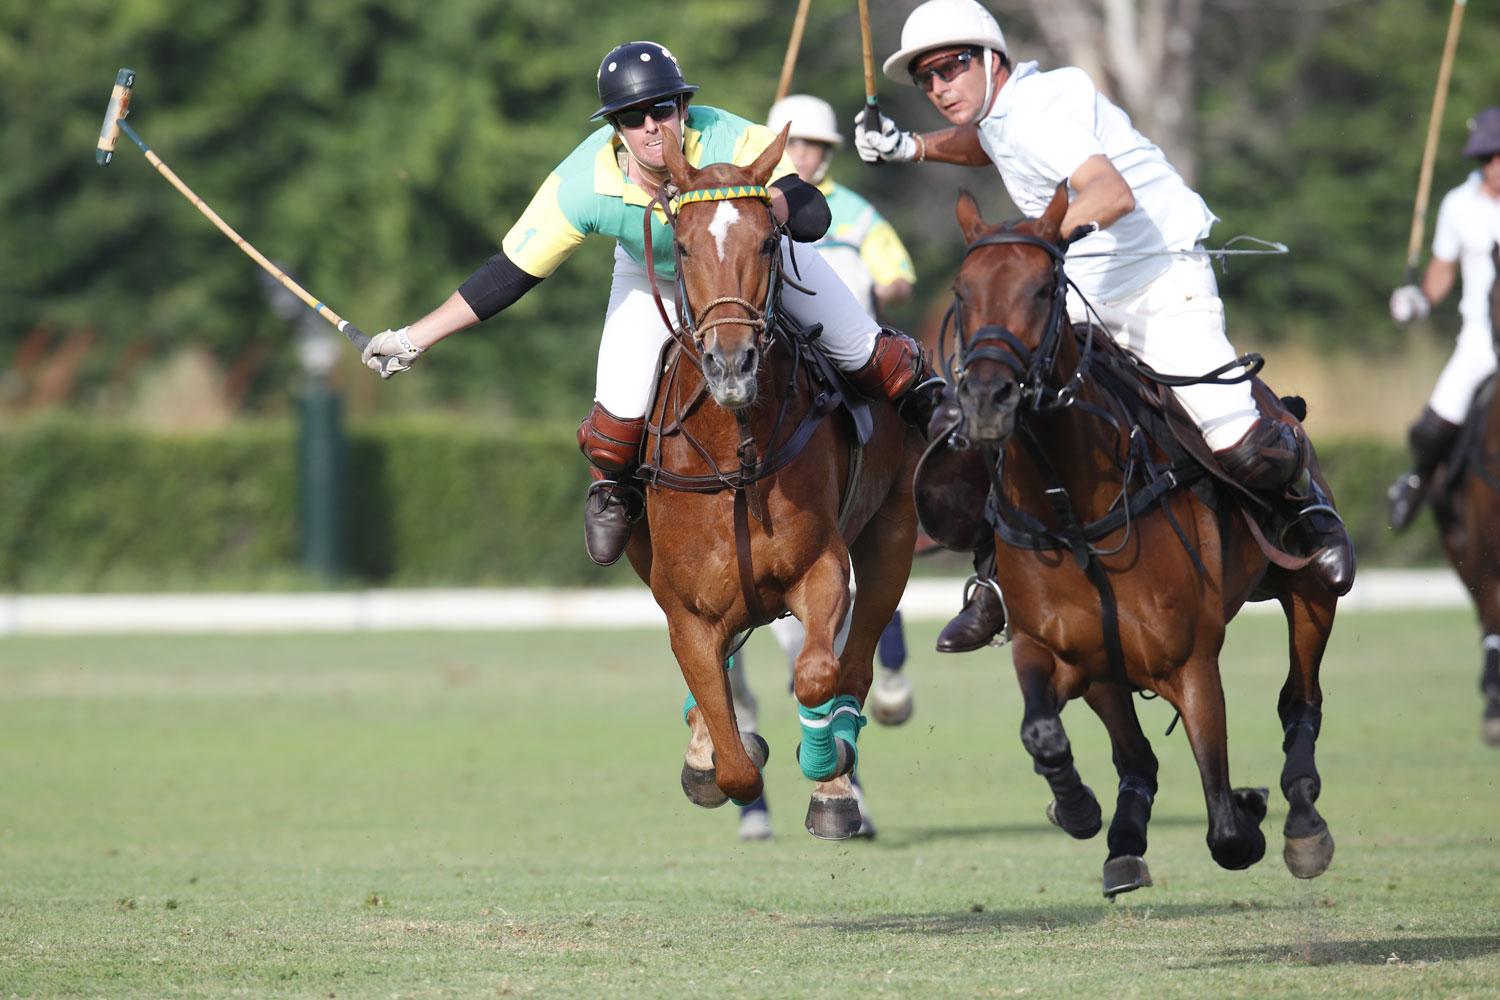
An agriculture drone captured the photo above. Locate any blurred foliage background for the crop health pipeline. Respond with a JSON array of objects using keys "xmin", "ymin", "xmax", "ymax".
[
  {"xmin": 4, "ymin": 0, "xmax": 1497, "ymax": 425},
  {"xmin": 1, "ymin": 0, "xmax": 1495, "ymax": 587}
]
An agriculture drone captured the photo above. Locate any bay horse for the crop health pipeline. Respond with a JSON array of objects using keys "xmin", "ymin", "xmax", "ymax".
[
  {"xmin": 1431, "ymin": 243, "xmax": 1500, "ymax": 746},
  {"xmin": 621, "ymin": 126, "xmax": 924, "ymax": 838},
  {"xmin": 925, "ymin": 185, "xmax": 1341, "ymax": 895}
]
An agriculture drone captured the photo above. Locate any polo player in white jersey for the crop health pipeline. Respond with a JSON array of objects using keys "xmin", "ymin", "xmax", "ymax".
[
  {"xmin": 1387, "ymin": 107, "xmax": 1500, "ymax": 529},
  {"xmin": 361, "ymin": 41, "xmax": 942, "ymax": 568},
  {"xmin": 854, "ymin": 0, "xmax": 1355, "ymax": 651}
]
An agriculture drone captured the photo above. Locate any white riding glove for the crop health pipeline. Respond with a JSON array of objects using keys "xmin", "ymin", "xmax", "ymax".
[
  {"xmin": 362, "ymin": 326, "xmax": 423, "ymax": 378},
  {"xmin": 853, "ymin": 110, "xmax": 918, "ymax": 164},
  {"xmin": 1389, "ymin": 285, "xmax": 1430, "ymax": 324}
]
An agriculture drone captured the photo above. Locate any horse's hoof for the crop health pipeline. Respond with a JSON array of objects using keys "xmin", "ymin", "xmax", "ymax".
[
  {"xmin": 1045, "ymin": 788, "xmax": 1102, "ymax": 840},
  {"xmin": 680, "ymin": 764, "xmax": 729, "ymax": 809},
  {"xmin": 742, "ymin": 731, "xmax": 771, "ymax": 770},
  {"xmin": 1284, "ymin": 825, "xmax": 1335, "ymax": 879},
  {"xmin": 1234, "ymin": 786, "xmax": 1270, "ymax": 824},
  {"xmin": 805, "ymin": 794, "xmax": 862, "ymax": 841},
  {"xmin": 1102, "ymin": 855, "xmax": 1153, "ymax": 898},
  {"xmin": 869, "ymin": 670, "xmax": 914, "ymax": 726},
  {"xmin": 1482, "ymin": 715, "xmax": 1500, "ymax": 747}
]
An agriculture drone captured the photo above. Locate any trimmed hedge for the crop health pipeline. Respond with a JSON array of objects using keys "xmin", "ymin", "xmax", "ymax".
[{"xmin": 0, "ymin": 420, "xmax": 1445, "ymax": 592}]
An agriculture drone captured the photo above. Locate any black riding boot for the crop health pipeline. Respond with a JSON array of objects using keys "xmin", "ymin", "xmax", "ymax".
[
  {"xmin": 1388, "ymin": 407, "xmax": 1461, "ymax": 531},
  {"xmin": 1215, "ymin": 417, "xmax": 1355, "ymax": 596},
  {"xmin": 936, "ymin": 544, "xmax": 1008, "ymax": 653},
  {"xmin": 584, "ymin": 475, "xmax": 644, "ymax": 567}
]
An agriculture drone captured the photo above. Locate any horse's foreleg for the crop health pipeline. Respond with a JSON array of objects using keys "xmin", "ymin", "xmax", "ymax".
[
  {"xmin": 1277, "ymin": 580, "xmax": 1337, "ymax": 876},
  {"xmin": 670, "ymin": 615, "xmax": 765, "ymax": 806},
  {"xmin": 1172, "ymin": 655, "xmax": 1266, "ymax": 871},
  {"xmin": 1013, "ymin": 638, "xmax": 1101, "ymax": 840},
  {"xmin": 842, "ymin": 491, "xmax": 919, "ymax": 705},
  {"xmin": 1082, "ymin": 683, "xmax": 1159, "ymax": 897},
  {"xmin": 785, "ymin": 553, "xmax": 865, "ymax": 839}
]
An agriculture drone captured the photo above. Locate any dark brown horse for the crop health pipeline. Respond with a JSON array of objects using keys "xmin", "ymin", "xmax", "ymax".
[
  {"xmin": 621, "ymin": 127, "xmax": 923, "ymax": 838},
  {"xmin": 1432, "ymin": 244, "xmax": 1500, "ymax": 746},
  {"xmin": 927, "ymin": 186, "xmax": 1341, "ymax": 895}
]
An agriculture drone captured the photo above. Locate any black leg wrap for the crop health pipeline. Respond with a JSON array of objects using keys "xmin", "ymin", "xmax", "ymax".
[
  {"xmin": 1279, "ymin": 711, "xmax": 1322, "ymax": 803},
  {"xmin": 1481, "ymin": 640, "xmax": 1500, "ymax": 696},
  {"xmin": 1106, "ymin": 776, "xmax": 1155, "ymax": 860}
]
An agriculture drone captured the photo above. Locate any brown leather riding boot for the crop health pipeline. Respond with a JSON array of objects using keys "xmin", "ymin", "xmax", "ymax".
[
  {"xmin": 1387, "ymin": 407, "xmax": 1460, "ymax": 531},
  {"xmin": 846, "ymin": 329, "xmax": 945, "ymax": 438},
  {"xmin": 577, "ymin": 403, "xmax": 647, "ymax": 567},
  {"xmin": 1215, "ymin": 417, "xmax": 1355, "ymax": 596},
  {"xmin": 936, "ymin": 549, "xmax": 1008, "ymax": 653}
]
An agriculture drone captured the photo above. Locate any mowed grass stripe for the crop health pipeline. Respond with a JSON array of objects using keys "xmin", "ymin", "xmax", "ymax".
[{"xmin": 1, "ymin": 611, "xmax": 1497, "ymax": 998}]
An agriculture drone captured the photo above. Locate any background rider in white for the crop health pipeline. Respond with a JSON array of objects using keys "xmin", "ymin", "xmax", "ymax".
[{"xmin": 1387, "ymin": 106, "xmax": 1500, "ymax": 530}]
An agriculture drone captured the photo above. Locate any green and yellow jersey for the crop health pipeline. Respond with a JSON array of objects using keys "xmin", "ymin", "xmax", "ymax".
[
  {"xmin": 816, "ymin": 179, "xmax": 916, "ymax": 289},
  {"xmin": 501, "ymin": 106, "xmax": 796, "ymax": 281}
]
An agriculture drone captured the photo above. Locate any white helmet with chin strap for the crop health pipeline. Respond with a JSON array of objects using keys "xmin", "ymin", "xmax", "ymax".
[
  {"xmin": 767, "ymin": 95, "xmax": 844, "ymax": 147},
  {"xmin": 767, "ymin": 94, "xmax": 842, "ymax": 184},
  {"xmin": 882, "ymin": 0, "xmax": 1007, "ymax": 125}
]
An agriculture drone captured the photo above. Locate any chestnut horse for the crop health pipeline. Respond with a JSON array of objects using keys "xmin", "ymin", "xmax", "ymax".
[
  {"xmin": 927, "ymin": 186, "xmax": 1340, "ymax": 895},
  {"xmin": 621, "ymin": 127, "xmax": 923, "ymax": 838},
  {"xmin": 1432, "ymin": 244, "xmax": 1500, "ymax": 746}
]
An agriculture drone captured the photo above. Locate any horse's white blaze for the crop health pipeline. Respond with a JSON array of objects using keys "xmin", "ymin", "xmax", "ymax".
[{"xmin": 708, "ymin": 201, "xmax": 740, "ymax": 262}]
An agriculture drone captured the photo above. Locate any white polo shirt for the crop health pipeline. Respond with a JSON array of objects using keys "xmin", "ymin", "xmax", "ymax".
[
  {"xmin": 976, "ymin": 61, "xmax": 1217, "ymax": 302},
  {"xmin": 1431, "ymin": 171, "xmax": 1500, "ymax": 327}
]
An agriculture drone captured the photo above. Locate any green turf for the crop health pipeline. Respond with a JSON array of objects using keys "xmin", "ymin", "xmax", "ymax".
[{"xmin": 2, "ymin": 609, "xmax": 1498, "ymax": 998}]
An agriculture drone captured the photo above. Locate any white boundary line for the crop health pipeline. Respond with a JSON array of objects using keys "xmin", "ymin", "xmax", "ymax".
[{"xmin": 0, "ymin": 569, "xmax": 1471, "ymax": 637}]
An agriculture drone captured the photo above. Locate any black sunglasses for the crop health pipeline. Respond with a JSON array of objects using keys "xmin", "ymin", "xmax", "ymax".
[
  {"xmin": 613, "ymin": 100, "xmax": 680, "ymax": 129},
  {"xmin": 911, "ymin": 49, "xmax": 978, "ymax": 92}
]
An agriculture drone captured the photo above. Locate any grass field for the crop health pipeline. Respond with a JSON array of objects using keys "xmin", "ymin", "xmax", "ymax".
[{"xmin": 2, "ymin": 609, "xmax": 1498, "ymax": 998}]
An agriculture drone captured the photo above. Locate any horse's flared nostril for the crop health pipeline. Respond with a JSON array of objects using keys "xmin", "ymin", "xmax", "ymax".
[
  {"xmin": 739, "ymin": 347, "xmax": 758, "ymax": 377},
  {"xmin": 704, "ymin": 353, "xmax": 726, "ymax": 380}
]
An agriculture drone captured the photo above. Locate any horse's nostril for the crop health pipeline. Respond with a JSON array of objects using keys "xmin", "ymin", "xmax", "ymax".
[
  {"xmin": 739, "ymin": 348, "xmax": 757, "ymax": 376},
  {"xmin": 705, "ymin": 354, "xmax": 725, "ymax": 379}
]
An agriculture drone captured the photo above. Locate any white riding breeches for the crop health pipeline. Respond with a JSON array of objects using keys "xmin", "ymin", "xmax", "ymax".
[
  {"xmin": 1429, "ymin": 320, "xmax": 1498, "ymax": 425},
  {"xmin": 596, "ymin": 240, "xmax": 882, "ymax": 418},
  {"xmin": 1066, "ymin": 254, "xmax": 1259, "ymax": 451}
]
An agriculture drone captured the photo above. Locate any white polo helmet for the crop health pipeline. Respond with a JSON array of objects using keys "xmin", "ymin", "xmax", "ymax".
[
  {"xmin": 767, "ymin": 94, "xmax": 844, "ymax": 146},
  {"xmin": 882, "ymin": 0, "xmax": 1007, "ymax": 85}
]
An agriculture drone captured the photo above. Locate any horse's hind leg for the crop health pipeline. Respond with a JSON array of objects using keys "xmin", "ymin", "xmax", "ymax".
[
  {"xmin": 1277, "ymin": 579, "xmax": 1337, "ymax": 876},
  {"xmin": 1082, "ymin": 683, "xmax": 1159, "ymax": 897},
  {"xmin": 1013, "ymin": 638, "xmax": 1102, "ymax": 839},
  {"xmin": 1172, "ymin": 654, "xmax": 1266, "ymax": 871}
]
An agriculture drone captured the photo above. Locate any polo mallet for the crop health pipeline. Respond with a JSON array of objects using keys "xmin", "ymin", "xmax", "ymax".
[
  {"xmin": 856, "ymin": 0, "xmax": 883, "ymax": 163},
  {"xmin": 774, "ymin": 0, "xmax": 814, "ymax": 104},
  {"xmin": 1404, "ymin": 0, "xmax": 1468, "ymax": 284},
  {"xmin": 95, "ymin": 68, "xmax": 374, "ymax": 357}
]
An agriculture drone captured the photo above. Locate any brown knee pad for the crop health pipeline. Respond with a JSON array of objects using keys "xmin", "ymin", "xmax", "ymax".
[{"xmin": 577, "ymin": 402, "xmax": 646, "ymax": 474}]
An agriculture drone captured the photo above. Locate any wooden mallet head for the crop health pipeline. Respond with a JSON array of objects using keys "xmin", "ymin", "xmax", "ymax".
[{"xmin": 96, "ymin": 68, "xmax": 136, "ymax": 166}]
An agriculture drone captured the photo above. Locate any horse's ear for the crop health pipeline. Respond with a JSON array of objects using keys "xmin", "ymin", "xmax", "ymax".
[
  {"xmin": 748, "ymin": 123, "xmax": 791, "ymax": 187},
  {"xmin": 956, "ymin": 190, "xmax": 987, "ymax": 244},
  {"xmin": 659, "ymin": 123, "xmax": 694, "ymax": 190},
  {"xmin": 1039, "ymin": 182, "xmax": 1069, "ymax": 240}
]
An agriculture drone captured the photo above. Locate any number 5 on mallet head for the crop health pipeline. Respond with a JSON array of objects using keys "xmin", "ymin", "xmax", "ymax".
[{"xmin": 95, "ymin": 67, "xmax": 380, "ymax": 361}]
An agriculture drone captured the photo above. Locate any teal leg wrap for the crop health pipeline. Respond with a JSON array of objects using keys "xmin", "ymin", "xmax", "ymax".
[{"xmin": 798, "ymin": 694, "xmax": 865, "ymax": 781}]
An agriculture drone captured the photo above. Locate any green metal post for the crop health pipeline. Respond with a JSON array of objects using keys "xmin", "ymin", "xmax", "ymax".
[{"xmin": 298, "ymin": 382, "xmax": 346, "ymax": 579}]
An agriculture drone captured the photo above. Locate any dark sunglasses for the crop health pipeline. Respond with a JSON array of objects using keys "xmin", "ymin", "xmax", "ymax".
[
  {"xmin": 1480, "ymin": 152, "xmax": 1498, "ymax": 165},
  {"xmin": 613, "ymin": 100, "xmax": 679, "ymax": 129},
  {"xmin": 911, "ymin": 49, "xmax": 977, "ymax": 92}
]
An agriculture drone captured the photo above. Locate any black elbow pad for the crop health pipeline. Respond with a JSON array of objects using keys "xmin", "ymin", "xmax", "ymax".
[
  {"xmin": 772, "ymin": 176, "xmax": 831, "ymax": 243},
  {"xmin": 458, "ymin": 252, "xmax": 543, "ymax": 321}
]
